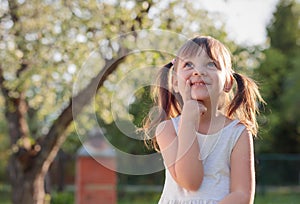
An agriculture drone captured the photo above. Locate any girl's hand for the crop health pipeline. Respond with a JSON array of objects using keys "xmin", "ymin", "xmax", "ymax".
[{"xmin": 182, "ymin": 80, "xmax": 207, "ymax": 122}]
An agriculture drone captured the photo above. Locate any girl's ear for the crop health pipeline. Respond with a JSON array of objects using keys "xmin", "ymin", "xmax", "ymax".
[{"xmin": 223, "ymin": 74, "xmax": 233, "ymax": 93}]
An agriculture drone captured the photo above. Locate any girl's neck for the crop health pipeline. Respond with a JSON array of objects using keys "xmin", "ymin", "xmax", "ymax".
[{"xmin": 197, "ymin": 109, "xmax": 230, "ymax": 135}]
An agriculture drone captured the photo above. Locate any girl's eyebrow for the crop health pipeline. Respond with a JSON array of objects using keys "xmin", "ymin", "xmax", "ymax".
[
  {"xmin": 181, "ymin": 57, "xmax": 196, "ymax": 63},
  {"xmin": 182, "ymin": 59, "xmax": 193, "ymax": 63}
]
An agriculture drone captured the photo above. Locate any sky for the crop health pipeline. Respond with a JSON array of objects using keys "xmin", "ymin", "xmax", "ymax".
[{"xmin": 199, "ymin": 0, "xmax": 280, "ymax": 46}]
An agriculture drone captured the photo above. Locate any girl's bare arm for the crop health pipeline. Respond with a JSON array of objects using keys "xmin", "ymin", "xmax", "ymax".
[{"xmin": 156, "ymin": 116, "xmax": 204, "ymax": 191}]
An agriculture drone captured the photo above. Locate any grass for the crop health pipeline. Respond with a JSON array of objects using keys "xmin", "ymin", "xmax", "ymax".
[
  {"xmin": 254, "ymin": 192, "xmax": 300, "ymax": 204},
  {"xmin": 0, "ymin": 190, "xmax": 11, "ymax": 204},
  {"xmin": 118, "ymin": 192, "xmax": 300, "ymax": 204},
  {"xmin": 118, "ymin": 192, "xmax": 160, "ymax": 204},
  {"xmin": 1, "ymin": 188, "xmax": 300, "ymax": 203}
]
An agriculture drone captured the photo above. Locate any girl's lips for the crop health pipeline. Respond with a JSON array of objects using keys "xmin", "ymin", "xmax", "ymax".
[
  {"xmin": 192, "ymin": 82, "xmax": 206, "ymax": 86},
  {"xmin": 191, "ymin": 80, "xmax": 209, "ymax": 86}
]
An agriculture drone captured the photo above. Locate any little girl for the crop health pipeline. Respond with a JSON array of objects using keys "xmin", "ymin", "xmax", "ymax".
[{"xmin": 143, "ymin": 36, "xmax": 264, "ymax": 204}]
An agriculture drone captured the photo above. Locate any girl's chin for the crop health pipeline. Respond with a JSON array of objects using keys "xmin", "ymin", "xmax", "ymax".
[{"xmin": 191, "ymin": 93, "xmax": 209, "ymax": 101}]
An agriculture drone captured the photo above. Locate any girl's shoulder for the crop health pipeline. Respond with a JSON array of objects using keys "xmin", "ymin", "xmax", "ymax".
[
  {"xmin": 155, "ymin": 119, "xmax": 177, "ymax": 149},
  {"xmin": 155, "ymin": 119, "xmax": 176, "ymax": 136}
]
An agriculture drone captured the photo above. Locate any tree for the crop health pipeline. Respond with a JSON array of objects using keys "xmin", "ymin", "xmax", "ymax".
[
  {"xmin": 0, "ymin": 0, "xmax": 235, "ymax": 203},
  {"xmin": 256, "ymin": 0, "xmax": 300, "ymax": 153},
  {"xmin": 0, "ymin": 0, "xmax": 151, "ymax": 203}
]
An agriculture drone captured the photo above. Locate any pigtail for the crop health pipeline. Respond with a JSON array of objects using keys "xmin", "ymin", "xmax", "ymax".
[
  {"xmin": 157, "ymin": 62, "xmax": 174, "ymax": 118},
  {"xmin": 143, "ymin": 62, "xmax": 181, "ymax": 151},
  {"xmin": 227, "ymin": 73, "xmax": 265, "ymax": 136}
]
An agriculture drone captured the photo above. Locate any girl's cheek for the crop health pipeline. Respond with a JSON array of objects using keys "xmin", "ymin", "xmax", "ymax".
[
  {"xmin": 176, "ymin": 72, "xmax": 186, "ymax": 82},
  {"xmin": 178, "ymin": 71, "xmax": 191, "ymax": 81}
]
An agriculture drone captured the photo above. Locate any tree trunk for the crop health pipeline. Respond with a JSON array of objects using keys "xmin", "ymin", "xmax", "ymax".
[
  {"xmin": 2, "ymin": 51, "xmax": 127, "ymax": 203},
  {"xmin": 2, "ymin": 0, "xmax": 143, "ymax": 202},
  {"xmin": 8, "ymin": 155, "xmax": 49, "ymax": 204}
]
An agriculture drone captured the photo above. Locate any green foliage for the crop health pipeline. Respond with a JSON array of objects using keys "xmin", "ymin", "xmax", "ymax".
[
  {"xmin": 51, "ymin": 191, "xmax": 74, "ymax": 204},
  {"xmin": 256, "ymin": 0, "xmax": 300, "ymax": 153},
  {"xmin": 129, "ymin": 86, "xmax": 153, "ymax": 128},
  {"xmin": 267, "ymin": 0, "xmax": 299, "ymax": 52},
  {"xmin": 118, "ymin": 191, "xmax": 160, "ymax": 204},
  {"xmin": 0, "ymin": 185, "xmax": 11, "ymax": 204},
  {"xmin": 256, "ymin": 154, "xmax": 300, "ymax": 186}
]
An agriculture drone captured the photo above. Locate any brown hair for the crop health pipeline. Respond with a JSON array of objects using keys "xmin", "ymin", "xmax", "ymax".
[{"xmin": 143, "ymin": 36, "xmax": 264, "ymax": 151}]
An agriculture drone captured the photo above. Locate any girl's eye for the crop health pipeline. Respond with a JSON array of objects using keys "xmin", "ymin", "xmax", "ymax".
[
  {"xmin": 207, "ymin": 61, "xmax": 216, "ymax": 69},
  {"xmin": 183, "ymin": 62, "xmax": 194, "ymax": 69}
]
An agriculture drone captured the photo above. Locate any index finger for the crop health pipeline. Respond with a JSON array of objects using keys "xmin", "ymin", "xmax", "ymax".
[{"xmin": 184, "ymin": 79, "xmax": 192, "ymax": 101}]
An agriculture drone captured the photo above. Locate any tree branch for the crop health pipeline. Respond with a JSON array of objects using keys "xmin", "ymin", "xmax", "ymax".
[
  {"xmin": 0, "ymin": 67, "xmax": 9, "ymax": 96},
  {"xmin": 34, "ymin": 47, "xmax": 130, "ymax": 175},
  {"xmin": 16, "ymin": 61, "xmax": 29, "ymax": 77},
  {"xmin": 0, "ymin": 67, "xmax": 30, "ymax": 145},
  {"xmin": 8, "ymin": 0, "xmax": 19, "ymax": 23}
]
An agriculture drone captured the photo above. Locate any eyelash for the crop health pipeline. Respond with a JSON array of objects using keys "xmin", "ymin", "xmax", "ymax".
[
  {"xmin": 207, "ymin": 62, "xmax": 216, "ymax": 68},
  {"xmin": 183, "ymin": 62, "xmax": 194, "ymax": 69}
]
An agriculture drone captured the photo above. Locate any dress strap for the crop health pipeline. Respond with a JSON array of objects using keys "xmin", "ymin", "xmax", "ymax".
[{"xmin": 229, "ymin": 119, "xmax": 241, "ymax": 127}]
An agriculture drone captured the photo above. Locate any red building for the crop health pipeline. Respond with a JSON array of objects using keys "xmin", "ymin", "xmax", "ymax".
[{"xmin": 76, "ymin": 129, "xmax": 117, "ymax": 204}]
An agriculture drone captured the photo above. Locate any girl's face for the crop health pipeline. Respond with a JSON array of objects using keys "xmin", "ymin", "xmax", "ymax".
[{"xmin": 173, "ymin": 48, "xmax": 231, "ymax": 106}]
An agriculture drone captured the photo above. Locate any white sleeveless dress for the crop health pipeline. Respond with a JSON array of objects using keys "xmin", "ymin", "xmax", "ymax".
[{"xmin": 158, "ymin": 116, "xmax": 246, "ymax": 204}]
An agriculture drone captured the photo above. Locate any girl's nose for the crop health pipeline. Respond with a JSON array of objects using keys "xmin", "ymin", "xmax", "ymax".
[
  {"xmin": 192, "ymin": 66, "xmax": 206, "ymax": 76},
  {"xmin": 192, "ymin": 69, "xmax": 199, "ymax": 76}
]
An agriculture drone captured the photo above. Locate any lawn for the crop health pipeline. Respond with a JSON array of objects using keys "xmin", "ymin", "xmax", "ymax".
[
  {"xmin": 1, "ymin": 189, "xmax": 300, "ymax": 203},
  {"xmin": 254, "ymin": 192, "xmax": 300, "ymax": 204},
  {"xmin": 119, "ymin": 192, "xmax": 300, "ymax": 204}
]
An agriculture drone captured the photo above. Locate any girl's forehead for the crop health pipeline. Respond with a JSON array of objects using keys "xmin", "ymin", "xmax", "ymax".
[
  {"xmin": 178, "ymin": 47, "xmax": 211, "ymax": 62},
  {"xmin": 178, "ymin": 42, "xmax": 205, "ymax": 56}
]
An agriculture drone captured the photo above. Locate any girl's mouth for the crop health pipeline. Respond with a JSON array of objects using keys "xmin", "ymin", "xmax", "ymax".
[
  {"xmin": 192, "ymin": 82, "xmax": 206, "ymax": 86},
  {"xmin": 191, "ymin": 81, "xmax": 208, "ymax": 87}
]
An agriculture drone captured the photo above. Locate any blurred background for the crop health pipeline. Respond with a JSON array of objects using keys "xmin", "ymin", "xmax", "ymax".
[{"xmin": 0, "ymin": 0, "xmax": 299, "ymax": 203}]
